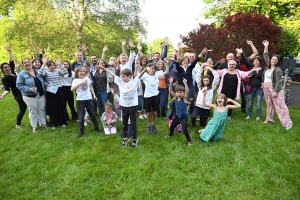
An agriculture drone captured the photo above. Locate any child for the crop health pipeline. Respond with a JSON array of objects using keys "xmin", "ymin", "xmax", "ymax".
[
  {"xmin": 191, "ymin": 63, "xmax": 220, "ymax": 127},
  {"xmin": 199, "ymin": 91, "xmax": 240, "ymax": 142},
  {"xmin": 100, "ymin": 66, "xmax": 147, "ymax": 148},
  {"xmin": 166, "ymin": 98, "xmax": 183, "ymax": 133},
  {"xmin": 101, "ymin": 102, "xmax": 118, "ymax": 136},
  {"xmin": 71, "ymin": 67, "xmax": 100, "ymax": 138},
  {"xmin": 165, "ymin": 77, "xmax": 192, "ymax": 146},
  {"xmin": 139, "ymin": 62, "xmax": 169, "ymax": 134}
]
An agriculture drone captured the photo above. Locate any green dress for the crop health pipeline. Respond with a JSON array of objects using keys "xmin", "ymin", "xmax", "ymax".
[{"xmin": 200, "ymin": 106, "xmax": 228, "ymax": 142}]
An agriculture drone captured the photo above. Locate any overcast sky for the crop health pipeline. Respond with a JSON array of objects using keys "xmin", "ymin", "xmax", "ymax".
[{"xmin": 140, "ymin": 0, "xmax": 211, "ymax": 46}]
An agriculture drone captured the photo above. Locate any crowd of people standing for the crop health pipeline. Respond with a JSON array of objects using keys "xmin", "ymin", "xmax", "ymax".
[{"xmin": 0, "ymin": 38, "xmax": 293, "ymax": 147}]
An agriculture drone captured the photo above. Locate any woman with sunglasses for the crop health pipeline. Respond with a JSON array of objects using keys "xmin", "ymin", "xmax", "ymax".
[{"xmin": 0, "ymin": 45, "xmax": 27, "ymax": 128}]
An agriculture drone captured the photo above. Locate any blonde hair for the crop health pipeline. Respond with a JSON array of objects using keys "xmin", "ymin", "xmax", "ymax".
[{"xmin": 214, "ymin": 93, "xmax": 227, "ymax": 106}]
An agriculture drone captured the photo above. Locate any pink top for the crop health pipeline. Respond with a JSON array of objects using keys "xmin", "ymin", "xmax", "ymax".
[{"xmin": 216, "ymin": 69, "xmax": 250, "ymax": 100}]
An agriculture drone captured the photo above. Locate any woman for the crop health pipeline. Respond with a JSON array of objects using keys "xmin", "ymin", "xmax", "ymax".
[
  {"xmin": 61, "ymin": 61, "xmax": 78, "ymax": 121},
  {"xmin": 39, "ymin": 58, "xmax": 68, "ymax": 128},
  {"xmin": 216, "ymin": 58, "xmax": 251, "ymax": 119},
  {"xmin": 16, "ymin": 58, "xmax": 47, "ymax": 132},
  {"xmin": 0, "ymin": 45, "xmax": 27, "ymax": 128},
  {"xmin": 93, "ymin": 59, "xmax": 109, "ymax": 116},
  {"xmin": 156, "ymin": 59, "xmax": 169, "ymax": 118},
  {"xmin": 241, "ymin": 53, "xmax": 265, "ymax": 121},
  {"xmin": 262, "ymin": 40, "xmax": 292, "ymax": 130},
  {"xmin": 32, "ymin": 48, "xmax": 43, "ymax": 70}
]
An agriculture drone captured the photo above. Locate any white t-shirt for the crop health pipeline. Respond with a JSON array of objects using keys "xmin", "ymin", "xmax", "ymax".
[
  {"xmin": 61, "ymin": 71, "xmax": 75, "ymax": 86},
  {"xmin": 264, "ymin": 70, "xmax": 273, "ymax": 83},
  {"xmin": 114, "ymin": 76, "xmax": 140, "ymax": 107},
  {"xmin": 140, "ymin": 71, "xmax": 164, "ymax": 98},
  {"xmin": 72, "ymin": 77, "xmax": 92, "ymax": 100}
]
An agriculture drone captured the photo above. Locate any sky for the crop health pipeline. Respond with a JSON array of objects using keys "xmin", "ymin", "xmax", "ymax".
[{"xmin": 140, "ymin": 0, "xmax": 211, "ymax": 46}]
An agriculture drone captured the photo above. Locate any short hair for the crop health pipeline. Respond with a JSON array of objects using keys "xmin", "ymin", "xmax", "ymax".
[
  {"xmin": 228, "ymin": 60, "xmax": 237, "ymax": 65},
  {"xmin": 154, "ymin": 52, "xmax": 160, "ymax": 55},
  {"xmin": 0, "ymin": 62, "xmax": 10, "ymax": 73},
  {"xmin": 46, "ymin": 60, "xmax": 55, "ymax": 67},
  {"xmin": 252, "ymin": 56, "xmax": 262, "ymax": 65},
  {"xmin": 75, "ymin": 51, "xmax": 82, "ymax": 56},
  {"xmin": 120, "ymin": 53, "xmax": 128, "ymax": 57},
  {"xmin": 31, "ymin": 58, "xmax": 41, "ymax": 64},
  {"xmin": 120, "ymin": 68, "xmax": 132, "ymax": 76},
  {"xmin": 175, "ymin": 85, "xmax": 185, "ymax": 92},
  {"xmin": 90, "ymin": 54, "xmax": 97, "ymax": 58}
]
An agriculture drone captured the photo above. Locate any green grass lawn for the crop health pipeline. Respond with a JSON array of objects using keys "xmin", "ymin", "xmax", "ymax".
[{"xmin": 0, "ymin": 93, "xmax": 299, "ymax": 199}]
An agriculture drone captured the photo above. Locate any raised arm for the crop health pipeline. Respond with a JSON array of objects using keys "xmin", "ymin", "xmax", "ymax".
[
  {"xmin": 38, "ymin": 58, "xmax": 48, "ymax": 76},
  {"xmin": 128, "ymin": 39, "xmax": 136, "ymax": 67},
  {"xmin": 56, "ymin": 58, "xmax": 68, "ymax": 75},
  {"xmin": 137, "ymin": 66, "xmax": 148, "ymax": 79},
  {"xmin": 161, "ymin": 37, "xmax": 169, "ymax": 60},
  {"xmin": 5, "ymin": 45, "xmax": 13, "ymax": 61},
  {"xmin": 168, "ymin": 76, "xmax": 176, "ymax": 98},
  {"xmin": 195, "ymin": 66, "xmax": 203, "ymax": 87},
  {"xmin": 100, "ymin": 66, "xmax": 115, "ymax": 79},
  {"xmin": 163, "ymin": 58, "xmax": 170, "ymax": 75},
  {"xmin": 39, "ymin": 48, "xmax": 43, "ymax": 64},
  {"xmin": 207, "ymin": 67, "xmax": 220, "ymax": 89},
  {"xmin": 81, "ymin": 43, "xmax": 88, "ymax": 58},
  {"xmin": 121, "ymin": 39, "xmax": 127, "ymax": 54},
  {"xmin": 183, "ymin": 78, "xmax": 189, "ymax": 101},
  {"xmin": 137, "ymin": 43, "xmax": 144, "ymax": 56},
  {"xmin": 247, "ymin": 40, "xmax": 258, "ymax": 60},
  {"xmin": 262, "ymin": 40, "xmax": 270, "ymax": 66},
  {"xmin": 101, "ymin": 45, "xmax": 108, "ymax": 60},
  {"xmin": 202, "ymin": 89, "xmax": 215, "ymax": 109},
  {"xmin": 226, "ymin": 97, "xmax": 241, "ymax": 110}
]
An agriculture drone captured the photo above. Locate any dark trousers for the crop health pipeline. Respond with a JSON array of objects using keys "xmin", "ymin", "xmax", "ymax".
[
  {"xmin": 191, "ymin": 107, "xmax": 210, "ymax": 127},
  {"xmin": 14, "ymin": 93, "xmax": 27, "ymax": 125},
  {"xmin": 169, "ymin": 116, "xmax": 191, "ymax": 142},
  {"xmin": 77, "ymin": 99, "xmax": 98, "ymax": 134},
  {"xmin": 157, "ymin": 87, "xmax": 168, "ymax": 117},
  {"xmin": 46, "ymin": 88, "xmax": 68, "ymax": 127},
  {"xmin": 226, "ymin": 95, "xmax": 235, "ymax": 117},
  {"xmin": 122, "ymin": 106, "xmax": 137, "ymax": 139},
  {"xmin": 241, "ymin": 90, "xmax": 247, "ymax": 112},
  {"xmin": 62, "ymin": 86, "xmax": 78, "ymax": 120}
]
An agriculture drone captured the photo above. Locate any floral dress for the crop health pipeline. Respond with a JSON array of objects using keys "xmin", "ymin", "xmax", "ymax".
[{"xmin": 200, "ymin": 106, "xmax": 228, "ymax": 142}]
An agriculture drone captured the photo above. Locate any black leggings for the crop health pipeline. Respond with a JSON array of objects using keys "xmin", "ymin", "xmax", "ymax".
[
  {"xmin": 62, "ymin": 86, "xmax": 78, "ymax": 120},
  {"xmin": 14, "ymin": 93, "xmax": 27, "ymax": 126},
  {"xmin": 191, "ymin": 107, "xmax": 210, "ymax": 127},
  {"xmin": 169, "ymin": 116, "xmax": 191, "ymax": 142}
]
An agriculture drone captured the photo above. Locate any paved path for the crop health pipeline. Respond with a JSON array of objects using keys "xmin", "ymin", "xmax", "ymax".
[{"xmin": 289, "ymin": 84, "xmax": 300, "ymax": 106}]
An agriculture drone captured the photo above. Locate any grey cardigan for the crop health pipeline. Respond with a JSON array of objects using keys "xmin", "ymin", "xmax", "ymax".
[{"xmin": 262, "ymin": 53, "xmax": 282, "ymax": 93}]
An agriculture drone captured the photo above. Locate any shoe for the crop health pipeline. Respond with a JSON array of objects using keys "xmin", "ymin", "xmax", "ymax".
[
  {"xmin": 51, "ymin": 126, "xmax": 56, "ymax": 129},
  {"xmin": 15, "ymin": 125, "xmax": 22, "ymax": 129},
  {"xmin": 227, "ymin": 116, "xmax": 232, "ymax": 120},
  {"xmin": 41, "ymin": 124, "xmax": 48, "ymax": 129},
  {"xmin": 187, "ymin": 141, "xmax": 192, "ymax": 146},
  {"xmin": 286, "ymin": 125, "xmax": 292, "ymax": 130},
  {"xmin": 94, "ymin": 128, "xmax": 100, "ymax": 132},
  {"xmin": 77, "ymin": 133, "xmax": 83, "ymax": 138},
  {"xmin": 255, "ymin": 117, "xmax": 260, "ymax": 121},
  {"xmin": 164, "ymin": 134, "xmax": 170, "ymax": 138},
  {"xmin": 139, "ymin": 115, "xmax": 144, "ymax": 119},
  {"xmin": 132, "ymin": 139, "xmax": 138, "ymax": 148},
  {"xmin": 152, "ymin": 125, "xmax": 157, "ymax": 133},
  {"xmin": 242, "ymin": 110, "xmax": 246, "ymax": 114},
  {"xmin": 245, "ymin": 116, "xmax": 251, "ymax": 119},
  {"xmin": 32, "ymin": 127, "xmax": 37, "ymax": 133},
  {"xmin": 122, "ymin": 137, "xmax": 130, "ymax": 147},
  {"xmin": 146, "ymin": 126, "xmax": 151, "ymax": 134},
  {"xmin": 143, "ymin": 114, "xmax": 147, "ymax": 119},
  {"xmin": 62, "ymin": 125, "xmax": 66, "ymax": 127},
  {"xmin": 263, "ymin": 120, "xmax": 275, "ymax": 124},
  {"xmin": 84, "ymin": 122, "xmax": 87, "ymax": 126}
]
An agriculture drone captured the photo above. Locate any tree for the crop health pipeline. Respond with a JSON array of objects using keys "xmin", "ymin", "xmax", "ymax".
[
  {"xmin": 147, "ymin": 38, "xmax": 174, "ymax": 58},
  {"xmin": 181, "ymin": 12, "xmax": 283, "ymax": 62}
]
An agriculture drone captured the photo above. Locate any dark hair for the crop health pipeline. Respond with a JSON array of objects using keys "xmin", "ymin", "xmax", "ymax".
[
  {"xmin": 175, "ymin": 85, "xmax": 185, "ymax": 92},
  {"xmin": 140, "ymin": 55, "xmax": 148, "ymax": 67},
  {"xmin": 90, "ymin": 54, "xmax": 98, "ymax": 58},
  {"xmin": 120, "ymin": 68, "xmax": 132, "ymax": 76},
  {"xmin": 251, "ymin": 56, "xmax": 262, "ymax": 66},
  {"xmin": 179, "ymin": 56, "xmax": 190, "ymax": 64},
  {"xmin": 97, "ymin": 59, "xmax": 108, "ymax": 68},
  {"xmin": 146, "ymin": 63, "xmax": 156, "ymax": 74},
  {"xmin": 0, "ymin": 62, "xmax": 10, "ymax": 73},
  {"xmin": 270, "ymin": 54, "xmax": 281, "ymax": 68},
  {"xmin": 63, "ymin": 61, "xmax": 72, "ymax": 77},
  {"xmin": 46, "ymin": 60, "xmax": 55, "ymax": 67},
  {"xmin": 32, "ymin": 58, "xmax": 41, "ymax": 64},
  {"xmin": 154, "ymin": 52, "xmax": 160, "ymax": 55},
  {"xmin": 200, "ymin": 75, "xmax": 212, "ymax": 90}
]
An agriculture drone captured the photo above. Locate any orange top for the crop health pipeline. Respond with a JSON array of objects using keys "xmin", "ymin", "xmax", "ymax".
[{"xmin": 158, "ymin": 75, "xmax": 167, "ymax": 88}]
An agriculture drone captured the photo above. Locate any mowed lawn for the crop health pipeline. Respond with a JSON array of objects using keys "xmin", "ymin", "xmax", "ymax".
[{"xmin": 0, "ymin": 93, "xmax": 299, "ymax": 199}]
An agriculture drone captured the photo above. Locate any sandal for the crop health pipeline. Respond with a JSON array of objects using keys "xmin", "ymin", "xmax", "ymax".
[{"xmin": 198, "ymin": 129, "xmax": 203, "ymax": 134}]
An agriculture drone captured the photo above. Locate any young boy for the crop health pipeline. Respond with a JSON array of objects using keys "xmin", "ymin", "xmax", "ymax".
[
  {"xmin": 165, "ymin": 77, "xmax": 192, "ymax": 146},
  {"xmin": 101, "ymin": 66, "xmax": 148, "ymax": 148}
]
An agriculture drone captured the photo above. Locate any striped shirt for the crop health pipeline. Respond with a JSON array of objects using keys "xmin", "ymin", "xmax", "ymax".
[{"xmin": 38, "ymin": 64, "xmax": 68, "ymax": 87}]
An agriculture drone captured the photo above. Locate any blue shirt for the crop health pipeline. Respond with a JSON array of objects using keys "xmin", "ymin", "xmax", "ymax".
[{"xmin": 175, "ymin": 97, "xmax": 188, "ymax": 118}]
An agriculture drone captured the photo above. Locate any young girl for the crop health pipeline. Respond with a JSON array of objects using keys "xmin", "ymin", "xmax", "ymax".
[
  {"xmin": 140, "ymin": 62, "xmax": 169, "ymax": 134},
  {"xmin": 71, "ymin": 67, "xmax": 100, "ymax": 138},
  {"xmin": 191, "ymin": 63, "xmax": 220, "ymax": 127},
  {"xmin": 101, "ymin": 102, "xmax": 118, "ymax": 136},
  {"xmin": 199, "ymin": 91, "xmax": 241, "ymax": 142}
]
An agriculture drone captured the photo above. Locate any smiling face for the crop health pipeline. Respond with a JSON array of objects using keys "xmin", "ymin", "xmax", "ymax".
[
  {"xmin": 226, "ymin": 53, "xmax": 234, "ymax": 62},
  {"xmin": 32, "ymin": 60, "xmax": 41, "ymax": 69},
  {"xmin": 271, "ymin": 56, "xmax": 278, "ymax": 66},
  {"xmin": 63, "ymin": 61, "xmax": 70, "ymax": 69},
  {"xmin": 215, "ymin": 94, "xmax": 226, "ymax": 106},
  {"xmin": 203, "ymin": 78, "xmax": 210, "ymax": 86},
  {"xmin": 188, "ymin": 53, "xmax": 195, "ymax": 63},
  {"xmin": 181, "ymin": 57, "xmax": 189, "ymax": 67},
  {"xmin": 141, "ymin": 57, "xmax": 147, "ymax": 65},
  {"xmin": 76, "ymin": 68, "xmax": 86, "ymax": 78},
  {"xmin": 157, "ymin": 62, "xmax": 164, "ymax": 70},
  {"xmin": 75, "ymin": 52, "xmax": 83, "ymax": 62},
  {"xmin": 121, "ymin": 74, "xmax": 131, "ymax": 82},
  {"xmin": 227, "ymin": 60, "xmax": 236, "ymax": 71},
  {"xmin": 148, "ymin": 65, "xmax": 156, "ymax": 75},
  {"xmin": 120, "ymin": 55, "xmax": 128, "ymax": 64},
  {"xmin": 252, "ymin": 59, "xmax": 260, "ymax": 67},
  {"xmin": 22, "ymin": 59, "xmax": 32, "ymax": 70},
  {"xmin": 91, "ymin": 55, "xmax": 97, "ymax": 65},
  {"xmin": 1, "ymin": 63, "xmax": 11, "ymax": 74},
  {"xmin": 207, "ymin": 58, "xmax": 213, "ymax": 66}
]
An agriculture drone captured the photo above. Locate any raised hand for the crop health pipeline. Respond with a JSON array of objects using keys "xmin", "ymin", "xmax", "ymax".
[
  {"xmin": 42, "ymin": 57, "xmax": 48, "ymax": 65},
  {"xmin": 262, "ymin": 40, "xmax": 269, "ymax": 46},
  {"xmin": 160, "ymin": 42, "xmax": 164, "ymax": 48},
  {"xmin": 38, "ymin": 48, "xmax": 43, "ymax": 54},
  {"xmin": 236, "ymin": 48, "xmax": 243, "ymax": 54},
  {"xmin": 55, "ymin": 58, "xmax": 61, "ymax": 65},
  {"xmin": 168, "ymin": 76, "xmax": 173, "ymax": 84},
  {"xmin": 5, "ymin": 45, "xmax": 11, "ymax": 52},
  {"xmin": 103, "ymin": 46, "xmax": 108, "ymax": 52},
  {"xmin": 177, "ymin": 42, "xmax": 182, "ymax": 49},
  {"xmin": 226, "ymin": 97, "xmax": 232, "ymax": 103},
  {"xmin": 15, "ymin": 60, "xmax": 20, "ymax": 68},
  {"xmin": 81, "ymin": 43, "xmax": 88, "ymax": 52},
  {"xmin": 246, "ymin": 40, "xmax": 253, "ymax": 45},
  {"xmin": 164, "ymin": 58, "xmax": 170, "ymax": 65},
  {"xmin": 128, "ymin": 39, "xmax": 134, "ymax": 48},
  {"xmin": 183, "ymin": 78, "xmax": 187, "ymax": 85},
  {"xmin": 164, "ymin": 37, "xmax": 169, "ymax": 45},
  {"xmin": 137, "ymin": 43, "xmax": 142, "ymax": 51},
  {"xmin": 200, "ymin": 47, "xmax": 208, "ymax": 56},
  {"xmin": 202, "ymin": 88, "xmax": 207, "ymax": 95},
  {"xmin": 150, "ymin": 48, "xmax": 153, "ymax": 54},
  {"xmin": 219, "ymin": 58, "xmax": 226, "ymax": 63},
  {"xmin": 121, "ymin": 39, "xmax": 126, "ymax": 46},
  {"xmin": 110, "ymin": 87, "xmax": 115, "ymax": 95}
]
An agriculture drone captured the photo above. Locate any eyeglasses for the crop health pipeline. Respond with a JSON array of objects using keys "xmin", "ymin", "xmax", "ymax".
[
  {"xmin": 109, "ymin": 65, "xmax": 115, "ymax": 67},
  {"xmin": 3, "ymin": 65, "xmax": 10, "ymax": 69}
]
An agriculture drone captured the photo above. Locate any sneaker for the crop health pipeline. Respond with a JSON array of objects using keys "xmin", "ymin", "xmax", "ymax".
[
  {"xmin": 245, "ymin": 116, "xmax": 251, "ymax": 119},
  {"xmin": 32, "ymin": 127, "xmax": 37, "ymax": 133},
  {"xmin": 255, "ymin": 117, "xmax": 260, "ymax": 121},
  {"xmin": 132, "ymin": 139, "xmax": 138, "ymax": 148},
  {"xmin": 152, "ymin": 125, "xmax": 157, "ymax": 133},
  {"xmin": 146, "ymin": 126, "xmax": 151, "ymax": 134},
  {"xmin": 15, "ymin": 125, "xmax": 22, "ymax": 129},
  {"xmin": 143, "ymin": 114, "xmax": 147, "ymax": 119},
  {"xmin": 164, "ymin": 134, "xmax": 170, "ymax": 138},
  {"xmin": 62, "ymin": 125, "xmax": 66, "ymax": 127},
  {"xmin": 51, "ymin": 126, "xmax": 56, "ymax": 130},
  {"xmin": 77, "ymin": 133, "xmax": 83, "ymax": 138},
  {"xmin": 122, "ymin": 137, "xmax": 130, "ymax": 147},
  {"xmin": 187, "ymin": 141, "xmax": 192, "ymax": 146},
  {"xmin": 263, "ymin": 120, "xmax": 275, "ymax": 124},
  {"xmin": 41, "ymin": 124, "xmax": 48, "ymax": 129},
  {"xmin": 227, "ymin": 116, "xmax": 232, "ymax": 120},
  {"xmin": 286, "ymin": 125, "xmax": 292, "ymax": 130},
  {"xmin": 139, "ymin": 115, "xmax": 144, "ymax": 119},
  {"xmin": 84, "ymin": 122, "xmax": 88, "ymax": 126}
]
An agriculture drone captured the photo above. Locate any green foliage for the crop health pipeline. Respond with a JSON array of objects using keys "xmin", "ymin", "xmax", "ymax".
[
  {"xmin": 148, "ymin": 38, "xmax": 174, "ymax": 58},
  {"xmin": 278, "ymin": 29, "xmax": 300, "ymax": 56},
  {"xmin": 0, "ymin": 93, "xmax": 300, "ymax": 199}
]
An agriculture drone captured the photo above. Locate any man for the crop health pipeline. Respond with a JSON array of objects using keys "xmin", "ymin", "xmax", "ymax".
[
  {"xmin": 71, "ymin": 43, "xmax": 88, "ymax": 71},
  {"xmin": 90, "ymin": 55, "xmax": 98, "ymax": 74}
]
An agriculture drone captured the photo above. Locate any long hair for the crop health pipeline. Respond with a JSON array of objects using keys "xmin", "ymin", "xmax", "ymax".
[
  {"xmin": 0, "ymin": 62, "xmax": 9, "ymax": 74},
  {"xmin": 63, "ymin": 61, "xmax": 72, "ymax": 77},
  {"xmin": 200, "ymin": 75, "xmax": 213, "ymax": 90}
]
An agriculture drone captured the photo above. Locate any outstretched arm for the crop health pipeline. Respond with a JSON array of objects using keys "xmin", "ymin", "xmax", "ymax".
[
  {"xmin": 168, "ymin": 76, "xmax": 176, "ymax": 98},
  {"xmin": 262, "ymin": 40, "xmax": 270, "ymax": 66},
  {"xmin": 247, "ymin": 40, "xmax": 258, "ymax": 60},
  {"xmin": 100, "ymin": 66, "xmax": 115, "ymax": 79},
  {"xmin": 226, "ymin": 97, "xmax": 241, "ymax": 110},
  {"xmin": 138, "ymin": 67, "xmax": 148, "ymax": 79},
  {"xmin": 121, "ymin": 39, "xmax": 127, "ymax": 54},
  {"xmin": 101, "ymin": 46, "xmax": 108, "ymax": 60},
  {"xmin": 202, "ymin": 89, "xmax": 215, "ymax": 109}
]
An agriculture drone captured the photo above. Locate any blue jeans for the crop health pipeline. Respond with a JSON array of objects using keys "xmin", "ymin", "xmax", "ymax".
[
  {"xmin": 95, "ymin": 89, "xmax": 108, "ymax": 116},
  {"xmin": 157, "ymin": 88, "xmax": 168, "ymax": 117},
  {"xmin": 247, "ymin": 87, "xmax": 263, "ymax": 118},
  {"xmin": 138, "ymin": 96, "xmax": 144, "ymax": 112}
]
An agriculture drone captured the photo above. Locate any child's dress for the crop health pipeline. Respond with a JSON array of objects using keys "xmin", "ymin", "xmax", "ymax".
[
  {"xmin": 101, "ymin": 111, "xmax": 118, "ymax": 135},
  {"xmin": 200, "ymin": 106, "xmax": 228, "ymax": 142}
]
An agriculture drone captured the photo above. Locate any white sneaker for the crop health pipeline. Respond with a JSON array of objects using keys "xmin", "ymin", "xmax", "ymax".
[
  {"xmin": 143, "ymin": 114, "xmax": 147, "ymax": 119},
  {"xmin": 245, "ymin": 116, "xmax": 251, "ymax": 119},
  {"xmin": 255, "ymin": 117, "xmax": 260, "ymax": 121},
  {"xmin": 286, "ymin": 125, "xmax": 292, "ymax": 130},
  {"xmin": 139, "ymin": 115, "xmax": 144, "ymax": 119}
]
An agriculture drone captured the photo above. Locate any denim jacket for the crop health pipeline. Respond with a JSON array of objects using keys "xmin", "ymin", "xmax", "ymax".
[{"xmin": 16, "ymin": 69, "xmax": 46, "ymax": 96}]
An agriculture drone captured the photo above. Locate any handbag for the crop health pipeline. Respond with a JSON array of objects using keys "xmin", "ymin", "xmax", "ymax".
[{"xmin": 245, "ymin": 71, "xmax": 258, "ymax": 93}]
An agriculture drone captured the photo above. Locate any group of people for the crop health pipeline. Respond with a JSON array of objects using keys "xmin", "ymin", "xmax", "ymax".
[{"xmin": 0, "ymin": 38, "xmax": 293, "ymax": 148}]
